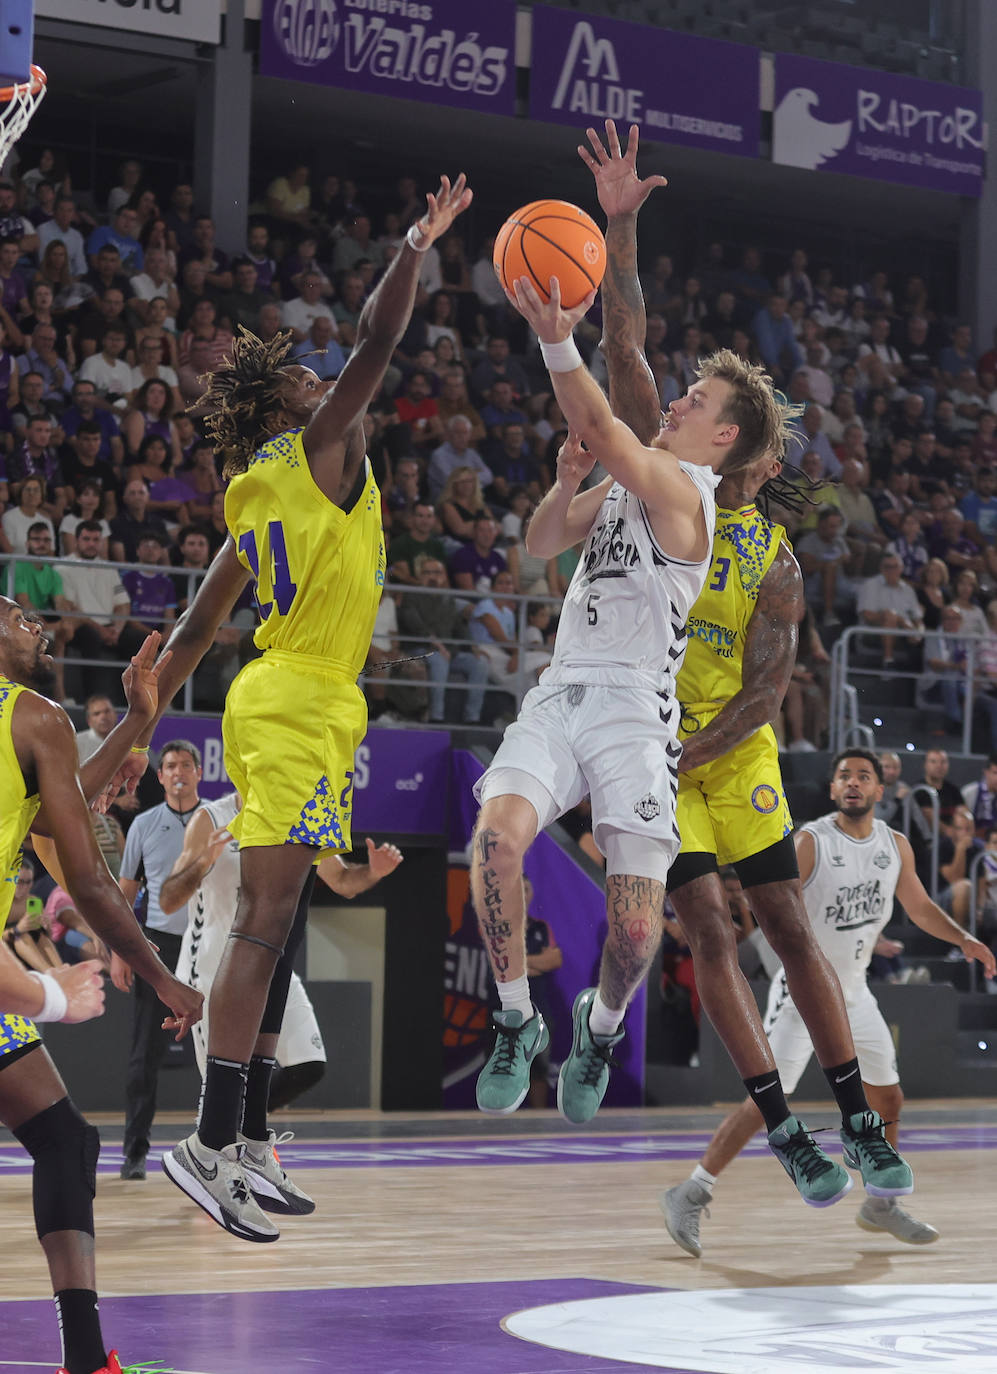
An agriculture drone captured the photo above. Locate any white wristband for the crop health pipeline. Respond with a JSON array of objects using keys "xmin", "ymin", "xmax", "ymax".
[
  {"xmin": 28, "ymin": 971, "xmax": 68, "ymax": 1023},
  {"xmin": 406, "ymin": 222, "xmax": 430, "ymax": 253},
  {"xmin": 540, "ymin": 337, "xmax": 583, "ymax": 373}
]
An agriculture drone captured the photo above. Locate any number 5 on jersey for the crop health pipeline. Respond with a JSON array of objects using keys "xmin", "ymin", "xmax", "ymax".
[{"xmin": 239, "ymin": 520, "xmax": 298, "ymax": 619}]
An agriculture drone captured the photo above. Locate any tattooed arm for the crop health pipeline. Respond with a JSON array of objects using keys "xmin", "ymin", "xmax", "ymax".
[
  {"xmin": 579, "ymin": 120, "xmax": 667, "ymax": 446},
  {"xmin": 678, "ymin": 545, "xmax": 804, "ymax": 773}
]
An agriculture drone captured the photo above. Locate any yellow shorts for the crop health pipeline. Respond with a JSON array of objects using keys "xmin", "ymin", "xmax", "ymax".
[
  {"xmin": 222, "ymin": 652, "xmax": 367, "ymax": 852},
  {"xmin": 0, "ymin": 1013, "xmax": 40, "ymax": 1061},
  {"xmin": 677, "ymin": 714, "xmax": 792, "ymax": 866}
]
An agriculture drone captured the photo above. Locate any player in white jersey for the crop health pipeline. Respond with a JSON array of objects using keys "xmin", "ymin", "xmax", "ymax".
[
  {"xmin": 160, "ymin": 792, "xmax": 402, "ymax": 1214},
  {"xmin": 472, "ymin": 270, "xmax": 800, "ymax": 1123},
  {"xmin": 664, "ymin": 749, "xmax": 995, "ymax": 1254}
]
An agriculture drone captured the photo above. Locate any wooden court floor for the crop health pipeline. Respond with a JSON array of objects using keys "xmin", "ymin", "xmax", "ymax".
[{"xmin": 2, "ymin": 1101, "xmax": 996, "ymax": 1373}]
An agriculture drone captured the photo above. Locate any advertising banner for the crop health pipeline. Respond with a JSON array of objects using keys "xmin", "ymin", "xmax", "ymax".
[
  {"xmin": 36, "ymin": 0, "xmax": 222, "ymax": 44},
  {"xmin": 260, "ymin": 0, "xmax": 517, "ymax": 117},
  {"xmin": 443, "ymin": 749, "xmax": 645, "ymax": 1109},
  {"xmin": 151, "ymin": 718, "xmax": 450, "ymax": 835},
  {"xmin": 530, "ymin": 5, "xmax": 758, "ymax": 158},
  {"xmin": 773, "ymin": 53, "xmax": 984, "ymax": 196}
]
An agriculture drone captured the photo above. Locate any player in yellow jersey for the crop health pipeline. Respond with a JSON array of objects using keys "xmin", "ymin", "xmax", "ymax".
[
  {"xmin": 0, "ymin": 607, "xmax": 201, "ymax": 1374},
  {"xmin": 582, "ymin": 121, "xmax": 914, "ymax": 1220},
  {"xmin": 108, "ymin": 172, "xmax": 473, "ymax": 1242}
]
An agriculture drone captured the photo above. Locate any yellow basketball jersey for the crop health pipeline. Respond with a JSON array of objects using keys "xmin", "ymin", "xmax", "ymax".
[
  {"xmin": 0, "ymin": 676, "xmax": 40, "ymax": 928},
  {"xmin": 679, "ymin": 504, "xmax": 789, "ymax": 715},
  {"xmin": 225, "ymin": 428, "xmax": 386, "ymax": 677}
]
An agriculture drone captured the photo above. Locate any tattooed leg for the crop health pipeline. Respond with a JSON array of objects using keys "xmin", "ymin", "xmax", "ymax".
[
  {"xmin": 470, "ymin": 796, "xmax": 538, "ymax": 985},
  {"xmin": 598, "ymin": 873, "xmax": 667, "ymax": 1011}
]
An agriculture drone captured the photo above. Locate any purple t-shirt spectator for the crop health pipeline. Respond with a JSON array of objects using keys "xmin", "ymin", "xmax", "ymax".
[
  {"xmin": 7, "ymin": 443, "xmax": 62, "ymax": 491},
  {"xmin": 0, "ymin": 269, "xmax": 26, "ymax": 315},
  {"xmin": 61, "ymin": 406, "xmax": 121, "ymax": 463},
  {"xmin": 121, "ymin": 569, "xmax": 176, "ymax": 628},
  {"xmin": 449, "ymin": 545, "xmax": 506, "ymax": 591}
]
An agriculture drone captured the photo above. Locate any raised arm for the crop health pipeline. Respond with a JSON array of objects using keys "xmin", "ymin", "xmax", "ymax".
[
  {"xmin": 76, "ymin": 631, "xmax": 171, "ymax": 801},
  {"xmin": 316, "ymin": 837, "xmax": 403, "ymax": 899},
  {"xmin": 302, "ymin": 175, "xmax": 472, "ymax": 487},
  {"xmin": 579, "ymin": 120, "xmax": 667, "ymax": 444},
  {"xmin": 17, "ymin": 694, "xmax": 202, "ymax": 1037},
  {"xmin": 525, "ymin": 431, "xmax": 612, "ymax": 559},
  {"xmin": 160, "ymin": 806, "xmax": 232, "ymax": 915},
  {"xmin": 679, "ymin": 544, "xmax": 804, "ymax": 772}
]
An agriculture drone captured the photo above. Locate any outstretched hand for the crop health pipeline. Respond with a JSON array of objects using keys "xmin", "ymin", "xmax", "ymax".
[
  {"xmin": 555, "ymin": 430, "xmax": 597, "ymax": 487},
  {"xmin": 505, "ymin": 274, "xmax": 596, "ymax": 344},
  {"xmin": 578, "ymin": 120, "xmax": 668, "ymax": 218},
  {"xmin": 411, "ymin": 174, "xmax": 474, "ymax": 250},
  {"xmin": 365, "ymin": 837, "xmax": 404, "ymax": 881},
  {"xmin": 121, "ymin": 630, "xmax": 173, "ymax": 723}
]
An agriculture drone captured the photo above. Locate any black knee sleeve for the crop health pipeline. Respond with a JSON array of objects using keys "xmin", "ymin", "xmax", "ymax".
[
  {"xmin": 666, "ymin": 849, "xmax": 719, "ymax": 895},
  {"xmin": 259, "ymin": 868, "xmax": 316, "ymax": 1037},
  {"xmin": 13, "ymin": 1097, "xmax": 101, "ymax": 1240},
  {"xmin": 268, "ymin": 1059, "xmax": 326, "ymax": 1111},
  {"xmin": 733, "ymin": 834, "xmax": 800, "ymax": 890}
]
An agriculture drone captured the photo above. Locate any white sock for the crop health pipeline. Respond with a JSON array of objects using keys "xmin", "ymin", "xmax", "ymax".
[
  {"xmin": 691, "ymin": 1164, "xmax": 716, "ymax": 1193},
  {"xmin": 497, "ymin": 974, "xmax": 533, "ymax": 1022},
  {"xmin": 588, "ymin": 989, "xmax": 625, "ymax": 1037}
]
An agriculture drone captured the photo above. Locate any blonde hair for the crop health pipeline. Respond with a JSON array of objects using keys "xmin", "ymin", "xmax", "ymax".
[
  {"xmin": 919, "ymin": 557, "xmax": 950, "ymax": 588},
  {"xmin": 438, "ymin": 464, "xmax": 485, "ymax": 511},
  {"xmin": 696, "ymin": 348, "xmax": 798, "ymax": 472}
]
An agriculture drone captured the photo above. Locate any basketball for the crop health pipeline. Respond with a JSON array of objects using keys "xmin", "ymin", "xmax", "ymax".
[{"xmin": 493, "ymin": 199, "xmax": 606, "ymax": 309}]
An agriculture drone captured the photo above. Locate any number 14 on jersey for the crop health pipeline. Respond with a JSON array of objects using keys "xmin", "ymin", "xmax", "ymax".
[{"xmin": 238, "ymin": 520, "xmax": 298, "ymax": 619}]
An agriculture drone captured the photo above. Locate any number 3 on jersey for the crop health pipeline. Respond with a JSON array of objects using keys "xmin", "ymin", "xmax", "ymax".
[{"xmin": 239, "ymin": 520, "xmax": 298, "ymax": 619}]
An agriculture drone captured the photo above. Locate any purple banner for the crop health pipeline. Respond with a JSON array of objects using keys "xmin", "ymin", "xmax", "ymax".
[
  {"xmin": 444, "ymin": 749, "xmax": 644, "ymax": 1109},
  {"xmin": 530, "ymin": 6, "xmax": 758, "ymax": 158},
  {"xmin": 151, "ymin": 718, "xmax": 450, "ymax": 834},
  {"xmin": 260, "ymin": 0, "xmax": 516, "ymax": 116},
  {"xmin": 773, "ymin": 54, "xmax": 984, "ymax": 196}
]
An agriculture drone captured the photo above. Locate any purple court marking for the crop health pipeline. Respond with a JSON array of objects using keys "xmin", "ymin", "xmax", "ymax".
[
  {"xmin": 0, "ymin": 1279, "xmax": 686, "ymax": 1374},
  {"xmin": 0, "ymin": 1124, "xmax": 994, "ymax": 1174}
]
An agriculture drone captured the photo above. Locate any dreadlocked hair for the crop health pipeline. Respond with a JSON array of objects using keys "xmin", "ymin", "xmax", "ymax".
[
  {"xmin": 191, "ymin": 326, "xmax": 297, "ymax": 479},
  {"xmin": 696, "ymin": 348, "xmax": 799, "ymax": 476}
]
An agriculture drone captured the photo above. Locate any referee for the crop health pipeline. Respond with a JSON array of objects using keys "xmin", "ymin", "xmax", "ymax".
[{"xmin": 113, "ymin": 740, "xmax": 203, "ymax": 1179}]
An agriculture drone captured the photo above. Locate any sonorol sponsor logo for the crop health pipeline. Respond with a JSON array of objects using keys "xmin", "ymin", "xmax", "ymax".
[{"xmin": 274, "ymin": 0, "xmax": 509, "ymax": 96}]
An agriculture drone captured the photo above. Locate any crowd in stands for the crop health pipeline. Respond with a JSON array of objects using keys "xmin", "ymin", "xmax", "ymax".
[{"xmin": 3, "ymin": 150, "xmax": 997, "ymax": 748}]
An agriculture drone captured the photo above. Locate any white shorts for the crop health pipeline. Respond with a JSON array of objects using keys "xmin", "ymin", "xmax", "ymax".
[
  {"xmin": 763, "ymin": 972, "xmax": 899, "ymax": 1092},
  {"xmin": 178, "ymin": 921, "xmax": 326, "ymax": 1076},
  {"xmin": 474, "ymin": 682, "xmax": 681, "ymax": 860}
]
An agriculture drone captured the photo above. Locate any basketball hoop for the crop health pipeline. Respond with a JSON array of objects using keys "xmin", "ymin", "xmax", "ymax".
[{"xmin": 0, "ymin": 64, "xmax": 46, "ymax": 167}]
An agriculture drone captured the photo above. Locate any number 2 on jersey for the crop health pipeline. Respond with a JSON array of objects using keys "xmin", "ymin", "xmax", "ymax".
[{"xmin": 238, "ymin": 520, "xmax": 298, "ymax": 619}]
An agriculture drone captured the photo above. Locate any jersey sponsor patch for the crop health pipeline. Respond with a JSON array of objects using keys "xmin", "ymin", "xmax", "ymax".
[
  {"xmin": 751, "ymin": 784, "xmax": 779, "ymax": 814},
  {"xmin": 634, "ymin": 793, "xmax": 661, "ymax": 822},
  {"xmin": 873, "ymin": 850, "xmax": 892, "ymax": 869}
]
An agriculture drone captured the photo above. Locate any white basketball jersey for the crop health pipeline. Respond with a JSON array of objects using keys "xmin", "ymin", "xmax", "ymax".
[
  {"xmin": 542, "ymin": 461, "xmax": 721, "ymax": 693},
  {"xmin": 192, "ymin": 791, "xmax": 241, "ymax": 937},
  {"xmin": 800, "ymin": 813, "xmax": 902, "ymax": 993}
]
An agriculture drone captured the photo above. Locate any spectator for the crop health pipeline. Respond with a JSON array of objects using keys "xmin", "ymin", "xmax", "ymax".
[
  {"xmin": 134, "ymin": 295, "xmax": 179, "ymax": 372},
  {"xmin": 178, "ymin": 437, "xmax": 223, "ymax": 522},
  {"xmin": 915, "ymin": 556, "xmax": 950, "ymax": 631},
  {"xmin": 470, "ymin": 336, "xmax": 530, "ymax": 404},
  {"xmin": 751, "ymin": 293, "xmax": 803, "ymax": 382},
  {"xmin": 37, "ymin": 195, "xmax": 87, "ymax": 277},
  {"xmin": 164, "ymin": 182, "xmax": 196, "ymax": 254},
  {"xmin": 0, "ymin": 181, "xmax": 37, "ymax": 255},
  {"xmin": 930, "ymin": 508, "xmax": 984, "ymax": 583},
  {"xmin": 178, "ymin": 214, "xmax": 232, "ymax": 293},
  {"xmin": 280, "ymin": 270, "xmax": 337, "ymax": 343},
  {"xmin": 386, "ymin": 500, "xmax": 447, "ymax": 584},
  {"xmin": 59, "ymin": 479, "xmax": 111, "ymax": 557},
  {"xmin": 61, "ymin": 379, "xmax": 124, "ymax": 466},
  {"xmin": 912, "ymin": 747, "xmax": 966, "ymax": 846},
  {"xmin": 796, "ymin": 507, "xmax": 861, "ymax": 627},
  {"xmin": 243, "ymin": 222, "xmax": 277, "ymax": 294},
  {"xmin": 87, "ymin": 205, "xmax": 143, "ymax": 274},
  {"xmin": 109, "ymin": 476, "xmax": 168, "ymax": 561},
  {"xmin": 962, "ymin": 756, "xmax": 997, "ymax": 837},
  {"xmin": 332, "ymin": 213, "xmax": 382, "ymax": 276},
  {"xmin": 59, "ymin": 519, "xmax": 131, "ymax": 697},
  {"xmin": 107, "ymin": 159, "xmax": 143, "ymax": 216},
  {"xmin": 856, "ymin": 552, "xmax": 923, "ymax": 667},
  {"xmin": 486, "ymin": 421, "xmax": 547, "ymax": 506},
  {"xmin": 506, "ymin": 512, "xmax": 551, "ymax": 596},
  {"xmin": 8, "ymin": 417, "xmax": 66, "ymax": 518},
  {"xmin": 479, "ymin": 378, "xmax": 529, "ymax": 443},
  {"xmin": 2, "ymin": 474, "xmax": 54, "ymax": 552},
  {"xmin": 937, "ymin": 323, "xmax": 976, "ymax": 386},
  {"xmin": 449, "ymin": 512, "xmax": 506, "ymax": 593},
  {"xmin": 469, "ymin": 568, "xmax": 546, "ymax": 687},
  {"xmin": 787, "ymin": 403, "xmax": 840, "ymax": 478},
  {"xmin": 875, "ymin": 751, "xmax": 910, "ymax": 827},
  {"xmin": 78, "ymin": 324, "xmax": 132, "ymax": 407},
  {"xmin": 170, "ymin": 525, "xmax": 212, "ymax": 612},
  {"xmin": 885, "ymin": 510, "xmax": 929, "ymax": 584},
  {"xmin": 10, "ymin": 370, "xmax": 59, "ymax": 437},
  {"xmin": 396, "ymin": 555, "xmax": 489, "ymax": 724},
  {"xmin": 435, "ymin": 367, "xmax": 485, "ymax": 442},
  {"xmin": 960, "ymin": 466, "xmax": 997, "ymax": 549},
  {"xmin": 129, "ymin": 334, "xmax": 183, "ymax": 409},
  {"xmin": 424, "ymin": 289, "xmax": 463, "ymax": 360},
  {"xmin": 12, "ymin": 521, "xmax": 71, "ymax": 699},
  {"xmin": 437, "ymin": 466, "xmax": 490, "ymax": 547},
  {"xmin": 428, "ymin": 414, "xmax": 491, "ymax": 502},
  {"xmin": 382, "ymin": 456, "xmax": 424, "ymax": 534},
  {"xmin": 950, "ymin": 568, "xmax": 987, "ymax": 637},
  {"xmin": 393, "ymin": 370, "xmax": 443, "ymax": 454},
  {"xmin": 264, "ymin": 163, "xmax": 313, "ymax": 231},
  {"xmin": 177, "ymin": 299, "xmax": 233, "ymax": 403},
  {"xmin": 128, "ymin": 246, "xmax": 180, "ymax": 327},
  {"xmin": 837, "ymin": 458, "xmax": 887, "ymax": 570},
  {"xmin": 291, "ymin": 314, "xmax": 345, "ymax": 381},
  {"xmin": 0, "ymin": 235, "xmax": 27, "ymax": 318},
  {"xmin": 916, "ymin": 604, "xmax": 974, "ymax": 738},
  {"xmin": 121, "ymin": 530, "xmax": 176, "ymax": 648}
]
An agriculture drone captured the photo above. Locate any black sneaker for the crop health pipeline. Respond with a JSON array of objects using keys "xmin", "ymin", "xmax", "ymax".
[{"xmin": 119, "ymin": 1151, "xmax": 147, "ymax": 1181}]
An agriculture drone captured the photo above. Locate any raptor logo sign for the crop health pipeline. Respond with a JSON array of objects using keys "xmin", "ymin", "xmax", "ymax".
[
  {"xmin": 261, "ymin": 0, "xmax": 516, "ymax": 116},
  {"xmin": 530, "ymin": 6, "xmax": 759, "ymax": 158}
]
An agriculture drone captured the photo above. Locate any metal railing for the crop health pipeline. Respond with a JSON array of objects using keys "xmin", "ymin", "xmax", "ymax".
[
  {"xmin": 901, "ymin": 785, "xmax": 939, "ymax": 904},
  {"xmin": 1, "ymin": 551, "xmax": 563, "ymax": 723},
  {"xmin": 830, "ymin": 624, "xmax": 993, "ymax": 758}
]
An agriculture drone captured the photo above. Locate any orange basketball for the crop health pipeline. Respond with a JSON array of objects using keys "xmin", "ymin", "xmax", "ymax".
[{"xmin": 493, "ymin": 199, "xmax": 606, "ymax": 309}]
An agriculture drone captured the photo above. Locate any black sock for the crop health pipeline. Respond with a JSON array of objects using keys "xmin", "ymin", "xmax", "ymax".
[
  {"xmin": 242, "ymin": 1055, "xmax": 277, "ymax": 1142},
  {"xmin": 55, "ymin": 1288, "xmax": 105, "ymax": 1374},
  {"xmin": 198, "ymin": 1056, "xmax": 249, "ymax": 1152},
  {"xmin": 823, "ymin": 1057, "xmax": 867, "ymax": 1121},
  {"xmin": 742, "ymin": 1071, "xmax": 792, "ymax": 1133}
]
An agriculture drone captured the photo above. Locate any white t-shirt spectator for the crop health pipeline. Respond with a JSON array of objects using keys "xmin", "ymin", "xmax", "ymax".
[
  {"xmin": 128, "ymin": 364, "xmax": 180, "ymax": 393},
  {"xmin": 129, "ymin": 273, "xmax": 177, "ymax": 329},
  {"xmin": 280, "ymin": 297, "xmax": 338, "ymax": 338},
  {"xmin": 2, "ymin": 508, "xmax": 55, "ymax": 554},
  {"xmin": 856, "ymin": 574, "xmax": 922, "ymax": 624},
  {"xmin": 79, "ymin": 353, "xmax": 133, "ymax": 401},
  {"xmin": 59, "ymin": 555, "xmax": 129, "ymax": 626},
  {"xmin": 59, "ymin": 512, "xmax": 111, "ymax": 549}
]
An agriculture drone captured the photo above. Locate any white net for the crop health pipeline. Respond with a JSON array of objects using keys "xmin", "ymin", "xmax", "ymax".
[{"xmin": 0, "ymin": 65, "xmax": 46, "ymax": 169}]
